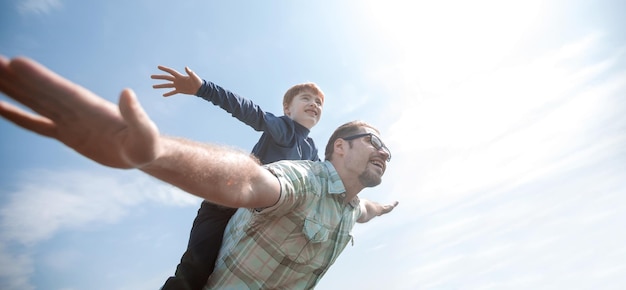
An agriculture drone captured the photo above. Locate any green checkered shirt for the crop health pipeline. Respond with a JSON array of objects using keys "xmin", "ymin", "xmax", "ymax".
[{"xmin": 205, "ymin": 160, "xmax": 361, "ymax": 289}]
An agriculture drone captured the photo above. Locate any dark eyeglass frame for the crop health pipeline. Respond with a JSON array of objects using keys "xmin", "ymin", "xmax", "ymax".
[{"xmin": 341, "ymin": 133, "xmax": 392, "ymax": 162}]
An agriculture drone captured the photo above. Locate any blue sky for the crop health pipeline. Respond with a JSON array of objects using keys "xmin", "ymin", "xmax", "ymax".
[{"xmin": 1, "ymin": 0, "xmax": 625, "ymax": 289}]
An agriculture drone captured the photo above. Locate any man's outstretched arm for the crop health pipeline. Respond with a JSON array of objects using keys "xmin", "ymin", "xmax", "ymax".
[
  {"xmin": 141, "ymin": 136, "xmax": 280, "ymax": 207},
  {"xmin": 358, "ymin": 199, "xmax": 399, "ymax": 223},
  {"xmin": 0, "ymin": 55, "xmax": 280, "ymax": 209}
]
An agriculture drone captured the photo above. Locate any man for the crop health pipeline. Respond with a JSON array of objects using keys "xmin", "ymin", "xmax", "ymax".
[
  {"xmin": 0, "ymin": 56, "xmax": 395, "ymax": 289},
  {"xmin": 151, "ymin": 65, "xmax": 397, "ymax": 289}
]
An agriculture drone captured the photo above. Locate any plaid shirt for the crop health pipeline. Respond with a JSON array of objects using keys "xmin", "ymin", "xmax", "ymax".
[{"xmin": 205, "ymin": 160, "xmax": 361, "ymax": 289}]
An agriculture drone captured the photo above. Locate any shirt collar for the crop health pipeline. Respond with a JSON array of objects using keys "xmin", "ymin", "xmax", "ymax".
[
  {"xmin": 322, "ymin": 161, "xmax": 345, "ymax": 194},
  {"xmin": 322, "ymin": 161, "xmax": 360, "ymax": 208},
  {"xmin": 288, "ymin": 116, "xmax": 311, "ymax": 137}
]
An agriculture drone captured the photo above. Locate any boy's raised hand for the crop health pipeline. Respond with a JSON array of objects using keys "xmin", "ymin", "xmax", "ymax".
[{"xmin": 151, "ymin": 65, "xmax": 203, "ymax": 97}]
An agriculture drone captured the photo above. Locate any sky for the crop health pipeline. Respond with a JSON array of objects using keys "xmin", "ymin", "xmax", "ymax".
[{"xmin": 0, "ymin": 0, "xmax": 625, "ymax": 289}]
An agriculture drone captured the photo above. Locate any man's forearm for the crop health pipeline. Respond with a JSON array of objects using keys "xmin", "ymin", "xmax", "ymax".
[
  {"xmin": 140, "ymin": 136, "xmax": 270, "ymax": 207},
  {"xmin": 357, "ymin": 199, "xmax": 378, "ymax": 223}
]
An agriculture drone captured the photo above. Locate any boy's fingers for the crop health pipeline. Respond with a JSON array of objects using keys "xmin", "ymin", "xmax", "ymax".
[
  {"xmin": 157, "ymin": 65, "xmax": 180, "ymax": 76},
  {"xmin": 162, "ymin": 90, "xmax": 177, "ymax": 97},
  {"xmin": 185, "ymin": 66, "xmax": 198, "ymax": 78},
  {"xmin": 152, "ymin": 83, "xmax": 175, "ymax": 89},
  {"xmin": 150, "ymin": 74, "xmax": 175, "ymax": 81}
]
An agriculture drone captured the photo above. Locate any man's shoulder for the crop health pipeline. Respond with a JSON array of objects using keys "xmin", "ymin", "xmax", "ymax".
[
  {"xmin": 265, "ymin": 159, "xmax": 323, "ymax": 170},
  {"xmin": 264, "ymin": 160, "xmax": 329, "ymax": 179}
]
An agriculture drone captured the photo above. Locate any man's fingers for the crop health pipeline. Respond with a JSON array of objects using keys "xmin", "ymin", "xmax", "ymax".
[
  {"xmin": 8, "ymin": 56, "xmax": 105, "ymax": 120},
  {"xmin": 0, "ymin": 57, "xmax": 66, "ymax": 124},
  {"xmin": 0, "ymin": 101, "xmax": 56, "ymax": 137},
  {"xmin": 0, "ymin": 56, "xmax": 34, "ymax": 106},
  {"xmin": 118, "ymin": 88, "xmax": 160, "ymax": 166},
  {"xmin": 381, "ymin": 201, "xmax": 399, "ymax": 214},
  {"xmin": 118, "ymin": 89, "xmax": 149, "ymax": 131}
]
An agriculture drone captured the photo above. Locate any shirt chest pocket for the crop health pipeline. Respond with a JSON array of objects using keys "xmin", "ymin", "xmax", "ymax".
[{"xmin": 279, "ymin": 218, "xmax": 330, "ymax": 265}]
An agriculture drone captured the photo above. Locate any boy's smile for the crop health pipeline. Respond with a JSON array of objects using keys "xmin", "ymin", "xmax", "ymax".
[{"xmin": 285, "ymin": 92, "xmax": 323, "ymax": 129}]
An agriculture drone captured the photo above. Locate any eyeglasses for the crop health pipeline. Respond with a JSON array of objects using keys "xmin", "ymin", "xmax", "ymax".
[{"xmin": 341, "ymin": 133, "xmax": 392, "ymax": 162}]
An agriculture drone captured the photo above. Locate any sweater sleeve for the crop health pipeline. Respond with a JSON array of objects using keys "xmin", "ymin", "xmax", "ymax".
[{"xmin": 195, "ymin": 80, "xmax": 297, "ymax": 145}]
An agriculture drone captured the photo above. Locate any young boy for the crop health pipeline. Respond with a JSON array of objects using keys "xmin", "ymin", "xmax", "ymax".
[{"xmin": 151, "ymin": 66, "xmax": 397, "ymax": 290}]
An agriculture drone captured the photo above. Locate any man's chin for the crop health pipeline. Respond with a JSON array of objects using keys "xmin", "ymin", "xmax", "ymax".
[{"xmin": 359, "ymin": 173, "xmax": 382, "ymax": 188}]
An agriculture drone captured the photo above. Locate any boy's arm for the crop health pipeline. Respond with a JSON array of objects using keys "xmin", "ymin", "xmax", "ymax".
[
  {"xmin": 357, "ymin": 199, "xmax": 399, "ymax": 223},
  {"xmin": 194, "ymin": 79, "xmax": 270, "ymax": 132},
  {"xmin": 0, "ymin": 56, "xmax": 281, "ymax": 209},
  {"xmin": 151, "ymin": 65, "xmax": 290, "ymax": 137}
]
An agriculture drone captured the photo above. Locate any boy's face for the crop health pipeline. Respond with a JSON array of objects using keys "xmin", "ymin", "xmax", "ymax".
[{"xmin": 284, "ymin": 91, "xmax": 323, "ymax": 129}]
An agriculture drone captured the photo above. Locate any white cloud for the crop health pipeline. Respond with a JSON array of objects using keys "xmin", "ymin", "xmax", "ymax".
[
  {"xmin": 384, "ymin": 33, "xmax": 625, "ymax": 207},
  {"xmin": 0, "ymin": 169, "xmax": 199, "ymax": 245},
  {"xmin": 0, "ymin": 243, "xmax": 33, "ymax": 290},
  {"xmin": 17, "ymin": 0, "xmax": 62, "ymax": 15},
  {"xmin": 321, "ymin": 28, "xmax": 626, "ymax": 289},
  {"xmin": 0, "ymin": 168, "xmax": 200, "ymax": 290},
  {"xmin": 361, "ymin": 0, "xmax": 544, "ymax": 92}
]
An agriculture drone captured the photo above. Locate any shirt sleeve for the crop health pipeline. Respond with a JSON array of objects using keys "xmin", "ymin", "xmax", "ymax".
[
  {"xmin": 256, "ymin": 161, "xmax": 320, "ymax": 217},
  {"xmin": 196, "ymin": 80, "xmax": 297, "ymax": 146}
]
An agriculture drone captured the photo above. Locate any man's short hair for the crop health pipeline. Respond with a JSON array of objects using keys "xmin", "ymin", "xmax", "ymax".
[{"xmin": 324, "ymin": 120, "xmax": 380, "ymax": 161}]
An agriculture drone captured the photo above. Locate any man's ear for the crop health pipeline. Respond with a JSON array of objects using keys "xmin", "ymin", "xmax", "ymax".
[{"xmin": 334, "ymin": 138, "xmax": 346, "ymax": 157}]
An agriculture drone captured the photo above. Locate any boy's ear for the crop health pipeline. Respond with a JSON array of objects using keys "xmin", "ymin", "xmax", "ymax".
[{"xmin": 283, "ymin": 104, "xmax": 291, "ymax": 116}]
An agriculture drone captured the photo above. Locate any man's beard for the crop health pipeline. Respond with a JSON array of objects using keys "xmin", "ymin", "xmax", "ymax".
[{"xmin": 358, "ymin": 168, "xmax": 382, "ymax": 188}]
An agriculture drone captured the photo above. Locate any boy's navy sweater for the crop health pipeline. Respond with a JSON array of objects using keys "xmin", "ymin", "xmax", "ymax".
[{"xmin": 196, "ymin": 80, "xmax": 320, "ymax": 165}]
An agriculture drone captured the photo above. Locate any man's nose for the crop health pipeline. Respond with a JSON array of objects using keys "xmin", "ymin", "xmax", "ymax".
[{"xmin": 377, "ymin": 148, "xmax": 391, "ymax": 162}]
